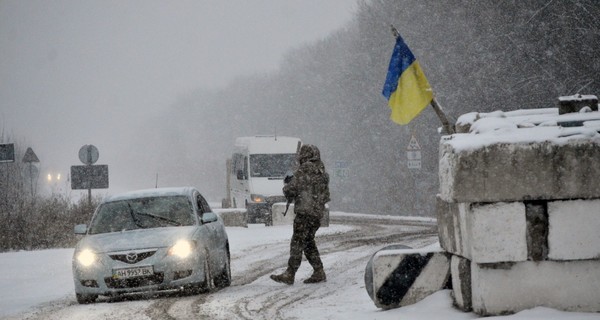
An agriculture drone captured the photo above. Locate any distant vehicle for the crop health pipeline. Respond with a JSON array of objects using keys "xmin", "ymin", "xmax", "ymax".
[
  {"xmin": 226, "ymin": 136, "xmax": 301, "ymax": 225},
  {"xmin": 72, "ymin": 187, "xmax": 230, "ymax": 304}
]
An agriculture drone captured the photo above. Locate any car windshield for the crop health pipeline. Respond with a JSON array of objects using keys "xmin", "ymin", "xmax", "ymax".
[
  {"xmin": 88, "ymin": 195, "xmax": 194, "ymax": 234},
  {"xmin": 249, "ymin": 153, "xmax": 296, "ymax": 178}
]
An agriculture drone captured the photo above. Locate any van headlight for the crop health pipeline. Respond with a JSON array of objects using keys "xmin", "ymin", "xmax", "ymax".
[
  {"xmin": 76, "ymin": 249, "xmax": 97, "ymax": 267},
  {"xmin": 168, "ymin": 240, "xmax": 195, "ymax": 258},
  {"xmin": 250, "ymin": 194, "xmax": 266, "ymax": 203}
]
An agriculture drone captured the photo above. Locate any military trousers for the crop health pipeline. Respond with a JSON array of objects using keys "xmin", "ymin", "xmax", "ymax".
[{"xmin": 287, "ymin": 214, "xmax": 323, "ymax": 274}]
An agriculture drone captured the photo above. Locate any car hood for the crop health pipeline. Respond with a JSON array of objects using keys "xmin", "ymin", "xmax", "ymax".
[{"xmin": 77, "ymin": 226, "xmax": 197, "ymax": 253}]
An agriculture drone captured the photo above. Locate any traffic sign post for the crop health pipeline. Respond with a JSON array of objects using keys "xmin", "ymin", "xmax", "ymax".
[
  {"xmin": 406, "ymin": 135, "xmax": 422, "ymax": 170},
  {"xmin": 71, "ymin": 145, "xmax": 109, "ymax": 206},
  {"xmin": 22, "ymin": 147, "xmax": 40, "ymax": 197}
]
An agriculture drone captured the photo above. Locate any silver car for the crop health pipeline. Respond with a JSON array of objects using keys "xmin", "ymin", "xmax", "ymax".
[{"xmin": 72, "ymin": 187, "xmax": 230, "ymax": 304}]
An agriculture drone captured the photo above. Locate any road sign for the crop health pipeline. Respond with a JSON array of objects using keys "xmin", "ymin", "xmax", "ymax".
[
  {"xmin": 406, "ymin": 135, "xmax": 422, "ymax": 169},
  {"xmin": 0, "ymin": 144, "xmax": 15, "ymax": 163},
  {"xmin": 407, "ymin": 159, "xmax": 422, "ymax": 169},
  {"xmin": 79, "ymin": 145, "xmax": 99, "ymax": 165},
  {"xmin": 334, "ymin": 160, "xmax": 350, "ymax": 178},
  {"xmin": 22, "ymin": 147, "xmax": 39, "ymax": 163},
  {"xmin": 71, "ymin": 165, "xmax": 109, "ymax": 189},
  {"xmin": 407, "ymin": 135, "xmax": 421, "ymax": 151},
  {"xmin": 22, "ymin": 163, "xmax": 39, "ymax": 180}
]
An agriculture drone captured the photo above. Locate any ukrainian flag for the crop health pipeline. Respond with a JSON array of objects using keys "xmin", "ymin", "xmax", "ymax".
[{"xmin": 382, "ymin": 34, "xmax": 433, "ymax": 125}]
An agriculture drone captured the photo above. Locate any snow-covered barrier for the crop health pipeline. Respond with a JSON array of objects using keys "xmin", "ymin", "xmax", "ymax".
[
  {"xmin": 366, "ymin": 246, "xmax": 451, "ymax": 309},
  {"xmin": 271, "ymin": 202, "xmax": 330, "ymax": 227},
  {"xmin": 439, "ymin": 140, "xmax": 600, "ymax": 203},
  {"xmin": 438, "ymin": 104, "xmax": 600, "ymax": 316},
  {"xmin": 440, "ymin": 107, "xmax": 600, "ymax": 203},
  {"xmin": 547, "ymin": 199, "xmax": 600, "ymax": 260},
  {"xmin": 436, "ymin": 199, "xmax": 528, "ymax": 263},
  {"xmin": 214, "ymin": 209, "xmax": 248, "ymax": 228},
  {"xmin": 451, "ymin": 258, "xmax": 600, "ymax": 316},
  {"xmin": 271, "ymin": 202, "xmax": 295, "ymax": 226}
]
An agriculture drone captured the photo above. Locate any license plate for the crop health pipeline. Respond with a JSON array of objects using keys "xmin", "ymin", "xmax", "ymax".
[{"xmin": 113, "ymin": 266, "xmax": 154, "ymax": 279}]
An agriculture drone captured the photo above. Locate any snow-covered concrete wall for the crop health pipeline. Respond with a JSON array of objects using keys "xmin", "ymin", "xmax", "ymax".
[{"xmin": 438, "ymin": 105, "xmax": 600, "ymax": 316}]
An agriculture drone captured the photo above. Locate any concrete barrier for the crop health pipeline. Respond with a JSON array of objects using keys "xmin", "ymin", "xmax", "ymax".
[
  {"xmin": 271, "ymin": 202, "xmax": 330, "ymax": 227},
  {"xmin": 450, "ymin": 255, "xmax": 471, "ymax": 311},
  {"xmin": 214, "ymin": 209, "xmax": 248, "ymax": 228},
  {"xmin": 439, "ymin": 137, "xmax": 600, "ymax": 203},
  {"xmin": 271, "ymin": 202, "xmax": 295, "ymax": 226},
  {"xmin": 364, "ymin": 244, "xmax": 411, "ymax": 302},
  {"xmin": 366, "ymin": 246, "xmax": 451, "ymax": 309},
  {"xmin": 547, "ymin": 199, "xmax": 600, "ymax": 260},
  {"xmin": 436, "ymin": 199, "xmax": 528, "ymax": 263},
  {"xmin": 440, "ymin": 107, "xmax": 600, "ymax": 316},
  {"xmin": 468, "ymin": 259, "xmax": 600, "ymax": 315}
]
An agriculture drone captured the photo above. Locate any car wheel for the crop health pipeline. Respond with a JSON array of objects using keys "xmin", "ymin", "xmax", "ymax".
[
  {"xmin": 76, "ymin": 293, "xmax": 98, "ymax": 304},
  {"xmin": 214, "ymin": 250, "xmax": 231, "ymax": 288}
]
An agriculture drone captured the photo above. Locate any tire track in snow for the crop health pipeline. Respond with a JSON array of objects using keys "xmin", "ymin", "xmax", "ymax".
[{"xmin": 189, "ymin": 218, "xmax": 438, "ymax": 319}]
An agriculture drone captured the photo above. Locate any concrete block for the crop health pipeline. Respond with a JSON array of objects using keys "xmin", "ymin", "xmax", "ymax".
[
  {"xmin": 470, "ymin": 260, "xmax": 600, "ymax": 316},
  {"xmin": 439, "ymin": 140, "xmax": 600, "ymax": 203},
  {"xmin": 558, "ymin": 94, "xmax": 598, "ymax": 115},
  {"xmin": 437, "ymin": 199, "xmax": 528, "ymax": 263},
  {"xmin": 364, "ymin": 244, "xmax": 411, "ymax": 303},
  {"xmin": 271, "ymin": 203, "xmax": 330, "ymax": 227},
  {"xmin": 450, "ymin": 255, "xmax": 472, "ymax": 311},
  {"xmin": 271, "ymin": 202, "xmax": 295, "ymax": 226},
  {"xmin": 548, "ymin": 199, "xmax": 600, "ymax": 260},
  {"xmin": 368, "ymin": 247, "xmax": 451, "ymax": 309},
  {"xmin": 214, "ymin": 209, "xmax": 248, "ymax": 228}
]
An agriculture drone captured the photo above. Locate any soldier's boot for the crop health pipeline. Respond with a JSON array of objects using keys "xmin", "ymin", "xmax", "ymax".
[
  {"xmin": 270, "ymin": 270, "xmax": 295, "ymax": 285},
  {"xmin": 303, "ymin": 268, "xmax": 326, "ymax": 284}
]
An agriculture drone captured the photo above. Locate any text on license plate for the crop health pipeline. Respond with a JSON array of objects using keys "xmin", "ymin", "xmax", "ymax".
[{"xmin": 113, "ymin": 266, "xmax": 154, "ymax": 279}]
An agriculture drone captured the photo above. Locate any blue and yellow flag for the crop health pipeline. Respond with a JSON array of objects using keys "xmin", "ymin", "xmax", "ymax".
[{"xmin": 382, "ymin": 34, "xmax": 433, "ymax": 125}]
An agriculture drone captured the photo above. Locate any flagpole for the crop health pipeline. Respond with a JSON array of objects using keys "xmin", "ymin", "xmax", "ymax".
[
  {"xmin": 390, "ymin": 25, "xmax": 455, "ymax": 134},
  {"xmin": 430, "ymin": 97, "xmax": 455, "ymax": 134}
]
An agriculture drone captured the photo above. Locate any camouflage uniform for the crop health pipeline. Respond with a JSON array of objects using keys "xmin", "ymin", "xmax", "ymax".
[{"xmin": 271, "ymin": 144, "xmax": 330, "ymax": 285}]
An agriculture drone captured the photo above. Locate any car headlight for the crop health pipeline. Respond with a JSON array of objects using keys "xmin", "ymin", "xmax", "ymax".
[
  {"xmin": 76, "ymin": 249, "xmax": 97, "ymax": 267},
  {"xmin": 168, "ymin": 240, "xmax": 195, "ymax": 258},
  {"xmin": 250, "ymin": 194, "xmax": 266, "ymax": 203}
]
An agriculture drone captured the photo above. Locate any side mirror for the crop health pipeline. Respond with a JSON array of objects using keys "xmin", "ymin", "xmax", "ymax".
[
  {"xmin": 74, "ymin": 224, "xmax": 88, "ymax": 235},
  {"xmin": 201, "ymin": 212, "xmax": 218, "ymax": 224}
]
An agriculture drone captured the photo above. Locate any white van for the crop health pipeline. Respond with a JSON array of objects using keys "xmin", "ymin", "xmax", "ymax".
[{"xmin": 228, "ymin": 136, "xmax": 301, "ymax": 224}]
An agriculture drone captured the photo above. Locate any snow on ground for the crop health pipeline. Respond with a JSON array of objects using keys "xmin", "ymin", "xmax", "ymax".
[{"xmin": 0, "ymin": 213, "xmax": 598, "ymax": 319}]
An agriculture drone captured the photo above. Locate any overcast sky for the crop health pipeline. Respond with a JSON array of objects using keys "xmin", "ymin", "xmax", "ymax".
[{"xmin": 0, "ymin": 0, "xmax": 355, "ymax": 196}]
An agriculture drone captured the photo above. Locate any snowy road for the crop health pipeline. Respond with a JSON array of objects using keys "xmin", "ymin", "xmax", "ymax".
[{"xmin": 1, "ymin": 213, "xmax": 439, "ymax": 320}]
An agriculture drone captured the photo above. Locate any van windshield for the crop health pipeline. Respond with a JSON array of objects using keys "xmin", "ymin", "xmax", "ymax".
[{"xmin": 249, "ymin": 154, "xmax": 296, "ymax": 178}]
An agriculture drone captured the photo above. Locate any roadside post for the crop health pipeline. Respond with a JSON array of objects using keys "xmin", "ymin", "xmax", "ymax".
[
  {"xmin": 22, "ymin": 147, "xmax": 40, "ymax": 198},
  {"xmin": 70, "ymin": 144, "xmax": 109, "ymax": 206}
]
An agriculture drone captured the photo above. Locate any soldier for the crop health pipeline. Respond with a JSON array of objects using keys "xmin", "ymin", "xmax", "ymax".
[{"xmin": 270, "ymin": 144, "xmax": 330, "ymax": 285}]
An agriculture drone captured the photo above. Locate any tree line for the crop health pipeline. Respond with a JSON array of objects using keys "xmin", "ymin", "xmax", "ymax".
[
  {"xmin": 3, "ymin": 1, "xmax": 598, "ymax": 253},
  {"xmin": 140, "ymin": 0, "xmax": 599, "ymax": 216},
  {"xmin": 0, "ymin": 133, "xmax": 99, "ymax": 251}
]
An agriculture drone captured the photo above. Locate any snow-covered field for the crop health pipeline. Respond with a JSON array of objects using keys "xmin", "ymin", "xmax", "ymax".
[{"xmin": 0, "ymin": 212, "xmax": 598, "ymax": 319}]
